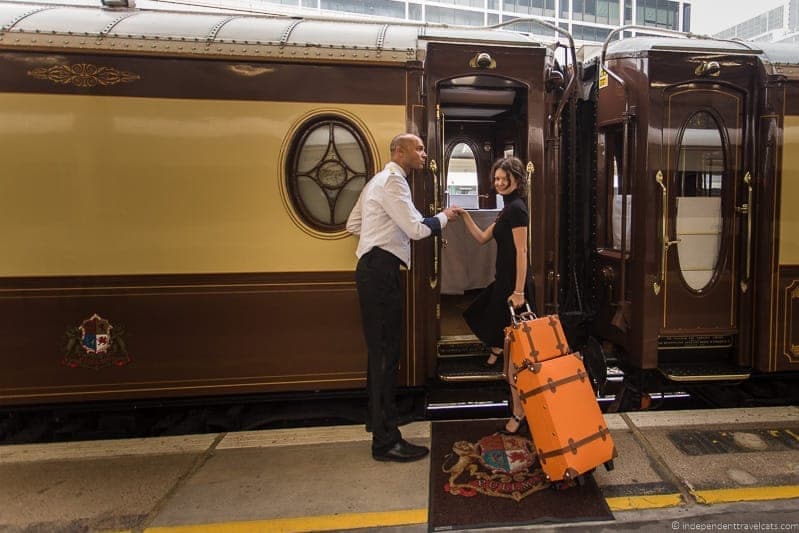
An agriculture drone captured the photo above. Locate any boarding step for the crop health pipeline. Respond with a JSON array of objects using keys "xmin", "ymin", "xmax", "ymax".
[
  {"xmin": 437, "ymin": 335, "xmax": 488, "ymax": 358},
  {"xmin": 437, "ymin": 356, "xmax": 506, "ymax": 382},
  {"xmin": 659, "ymin": 362, "xmax": 752, "ymax": 383},
  {"xmin": 426, "ymin": 383, "xmax": 509, "ymax": 419}
]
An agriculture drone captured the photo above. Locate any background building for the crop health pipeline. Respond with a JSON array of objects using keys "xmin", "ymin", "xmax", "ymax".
[
  {"xmin": 261, "ymin": 0, "xmax": 693, "ymax": 44},
  {"xmin": 714, "ymin": 0, "xmax": 798, "ymax": 43}
]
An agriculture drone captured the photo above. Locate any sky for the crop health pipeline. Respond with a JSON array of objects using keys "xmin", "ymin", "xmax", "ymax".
[{"xmin": 689, "ymin": 0, "xmax": 785, "ymax": 35}]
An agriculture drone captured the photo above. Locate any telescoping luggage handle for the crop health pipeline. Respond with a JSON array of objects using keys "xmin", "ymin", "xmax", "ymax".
[{"xmin": 508, "ymin": 300, "xmax": 536, "ymax": 327}]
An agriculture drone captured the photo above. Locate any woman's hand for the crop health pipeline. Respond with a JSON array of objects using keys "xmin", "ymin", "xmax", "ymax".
[{"xmin": 509, "ymin": 292, "xmax": 526, "ymax": 309}]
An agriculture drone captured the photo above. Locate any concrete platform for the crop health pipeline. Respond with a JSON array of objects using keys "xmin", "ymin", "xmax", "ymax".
[{"xmin": 1, "ymin": 406, "xmax": 798, "ymax": 532}]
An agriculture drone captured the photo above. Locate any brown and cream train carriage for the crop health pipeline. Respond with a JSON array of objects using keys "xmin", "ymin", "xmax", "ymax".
[
  {"xmin": 0, "ymin": 0, "xmax": 568, "ymax": 409},
  {"xmin": 577, "ymin": 32, "xmax": 799, "ymax": 401}
]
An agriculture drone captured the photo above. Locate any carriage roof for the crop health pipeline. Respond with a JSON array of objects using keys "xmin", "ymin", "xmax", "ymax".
[
  {"xmin": 598, "ymin": 36, "xmax": 799, "ymax": 79},
  {"xmin": 0, "ymin": 0, "xmax": 550, "ymax": 63}
]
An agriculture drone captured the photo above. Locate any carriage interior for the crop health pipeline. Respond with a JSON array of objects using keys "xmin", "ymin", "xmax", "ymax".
[{"xmin": 435, "ymin": 74, "xmax": 529, "ymax": 382}]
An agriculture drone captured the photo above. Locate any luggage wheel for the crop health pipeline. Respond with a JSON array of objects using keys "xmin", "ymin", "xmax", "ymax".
[
  {"xmin": 604, "ymin": 460, "xmax": 615, "ymax": 472},
  {"xmin": 550, "ymin": 479, "xmax": 577, "ymax": 491}
]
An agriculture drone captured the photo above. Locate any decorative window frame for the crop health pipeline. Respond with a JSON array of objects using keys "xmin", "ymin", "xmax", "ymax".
[{"xmin": 280, "ymin": 109, "xmax": 377, "ymax": 240}]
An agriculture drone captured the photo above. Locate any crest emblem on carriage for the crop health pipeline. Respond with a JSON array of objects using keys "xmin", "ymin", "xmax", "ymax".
[
  {"xmin": 63, "ymin": 313, "xmax": 130, "ymax": 370},
  {"xmin": 442, "ymin": 432, "xmax": 548, "ymax": 501}
]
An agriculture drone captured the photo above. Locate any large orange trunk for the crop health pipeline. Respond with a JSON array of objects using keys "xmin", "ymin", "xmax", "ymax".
[{"xmin": 513, "ymin": 352, "xmax": 617, "ymax": 482}]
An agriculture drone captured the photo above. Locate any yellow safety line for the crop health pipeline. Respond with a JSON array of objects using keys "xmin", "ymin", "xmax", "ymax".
[
  {"xmin": 692, "ymin": 485, "xmax": 799, "ymax": 504},
  {"xmin": 606, "ymin": 493, "xmax": 684, "ymax": 511},
  {"xmin": 143, "ymin": 486, "xmax": 799, "ymax": 532},
  {"xmin": 144, "ymin": 508, "xmax": 428, "ymax": 533}
]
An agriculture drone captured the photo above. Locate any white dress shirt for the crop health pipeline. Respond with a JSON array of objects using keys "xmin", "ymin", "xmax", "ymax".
[{"xmin": 346, "ymin": 161, "xmax": 448, "ymax": 268}]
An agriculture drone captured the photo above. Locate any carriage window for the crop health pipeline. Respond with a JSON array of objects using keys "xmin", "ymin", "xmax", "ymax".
[
  {"xmin": 675, "ymin": 111, "xmax": 724, "ymax": 291},
  {"xmin": 446, "ymin": 143, "xmax": 479, "ymax": 209},
  {"xmin": 601, "ymin": 126, "xmax": 631, "ymax": 251},
  {"xmin": 287, "ymin": 117, "xmax": 372, "ymax": 232}
]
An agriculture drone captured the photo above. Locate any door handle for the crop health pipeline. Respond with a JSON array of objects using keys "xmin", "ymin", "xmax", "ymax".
[
  {"xmin": 739, "ymin": 172, "xmax": 753, "ymax": 293},
  {"xmin": 653, "ymin": 170, "xmax": 669, "ymax": 295},
  {"xmin": 429, "ymin": 159, "xmax": 440, "ymax": 289}
]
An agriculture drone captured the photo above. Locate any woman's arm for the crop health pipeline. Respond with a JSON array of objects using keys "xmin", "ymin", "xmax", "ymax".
[
  {"xmin": 455, "ymin": 208, "xmax": 494, "ymax": 245},
  {"xmin": 509, "ymin": 225, "xmax": 528, "ymax": 308}
]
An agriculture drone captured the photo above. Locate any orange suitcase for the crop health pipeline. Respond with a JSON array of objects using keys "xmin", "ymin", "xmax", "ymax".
[
  {"xmin": 514, "ymin": 351, "xmax": 616, "ymax": 482},
  {"xmin": 504, "ymin": 306, "xmax": 570, "ymax": 371}
]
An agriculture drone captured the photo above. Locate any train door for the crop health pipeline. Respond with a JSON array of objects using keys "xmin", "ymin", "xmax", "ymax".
[
  {"xmin": 657, "ymin": 84, "xmax": 754, "ymax": 379},
  {"xmin": 417, "ymin": 41, "xmax": 556, "ymax": 389}
]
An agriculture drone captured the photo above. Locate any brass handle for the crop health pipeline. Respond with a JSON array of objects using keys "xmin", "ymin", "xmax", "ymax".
[
  {"xmin": 653, "ymin": 170, "xmax": 669, "ymax": 295},
  {"xmin": 739, "ymin": 172, "xmax": 753, "ymax": 293},
  {"xmin": 526, "ymin": 161, "xmax": 534, "ymax": 271},
  {"xmin": 429, "ymin": 159, "xmax": 440, "ymax": 289}
]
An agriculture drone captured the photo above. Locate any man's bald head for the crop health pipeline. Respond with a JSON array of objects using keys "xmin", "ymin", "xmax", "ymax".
[{"xmin": 390, "ymin": 134, "xmax": 427, "ymax": 174}]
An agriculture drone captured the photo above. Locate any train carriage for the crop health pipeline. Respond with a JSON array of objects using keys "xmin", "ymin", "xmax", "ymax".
[
  {"xmin": 2, "ymin": 0, "xmax": 798, "ymax": 418},
  {"xmin": 0, "ymin": 0, "xmax": 567, "ymax": 407},
  {"xmin": 578, "ymin": 31, "xmax": 799, "ymax": 401}
]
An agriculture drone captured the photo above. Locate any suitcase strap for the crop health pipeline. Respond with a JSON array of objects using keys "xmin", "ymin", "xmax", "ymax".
[
  {"xmin": 518, "ymin": 368, "xmax": 588, "ymax": 402},
  {"xmin": 539, "ymin": 426, "xmax": 612, "ymax": 460},
  {"xmin": 519, "ymin": 315, "xmax": 569, "ymax": 362}
]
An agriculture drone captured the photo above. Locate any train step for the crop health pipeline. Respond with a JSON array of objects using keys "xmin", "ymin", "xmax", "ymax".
[
  {"xmin": 437, "ymin": 335, "xmax": 488, "ymax": 358},
  {"xmin": 437, "ymin": 356, "xmax": 505, "ymax": 382},
  {"xmin": 426, "ymin": 383, "xmax": 509, "ymax": 418},
  {"xmin": 658, "ymin": 362, "xmax": 752, "ymax": 383}
]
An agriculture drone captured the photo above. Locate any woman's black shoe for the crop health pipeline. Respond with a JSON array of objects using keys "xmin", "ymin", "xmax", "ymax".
[{"xmin": 500, "ymin": 415, "xmax": 528, "ymax": 436}]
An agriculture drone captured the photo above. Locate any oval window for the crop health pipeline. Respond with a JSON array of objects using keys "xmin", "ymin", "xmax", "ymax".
[
  {"xmin": 287, "ymin": 117, "xmax": 373, "ymax": 232},
  {"xmin": 446, "ymin": 142, "xmax": 478, "ymax": 208},
  {"xmin": 674, "ymin": 112, "xmax": 724, "ymax": 291}
]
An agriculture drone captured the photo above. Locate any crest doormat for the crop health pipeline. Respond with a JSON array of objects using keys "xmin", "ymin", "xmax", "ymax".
[{"xmin": 428, "ymin": 419, "xmax": 613, "ymax": 531}]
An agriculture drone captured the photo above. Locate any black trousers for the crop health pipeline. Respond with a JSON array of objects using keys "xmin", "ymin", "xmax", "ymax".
[{"xmin": 355, "ymin": 247, "xmax": 403, "ymax": 452}]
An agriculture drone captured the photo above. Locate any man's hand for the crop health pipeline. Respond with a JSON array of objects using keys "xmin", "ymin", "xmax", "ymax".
[{"xmin": 443, "ymin": 207, "xmax": 461, "ymax": 220}]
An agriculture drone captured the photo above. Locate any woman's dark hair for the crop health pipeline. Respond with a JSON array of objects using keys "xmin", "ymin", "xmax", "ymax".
[{"xmin": 490, "ymin": 156, "xmax": 527, "ymax": 198}]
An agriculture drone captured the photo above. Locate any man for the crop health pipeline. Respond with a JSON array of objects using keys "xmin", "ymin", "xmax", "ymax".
[{"xmin": 346, "ymin": 133, "xmax": 458, "ymax": 462}]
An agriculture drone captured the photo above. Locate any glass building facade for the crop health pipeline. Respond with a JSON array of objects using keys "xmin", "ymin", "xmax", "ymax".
[
  {"xmin": 266, "ymin": 0, "xmax": 693, "ymax": 43},
  {"xmin": 714, "ymin": 0, "xmax": 798, "ymax": 43}
]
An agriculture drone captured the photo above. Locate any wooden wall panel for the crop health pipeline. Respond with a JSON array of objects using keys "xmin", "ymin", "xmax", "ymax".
[{"xmin": 0, "ymin": 272, "xmax": 372, "ymax": 405}]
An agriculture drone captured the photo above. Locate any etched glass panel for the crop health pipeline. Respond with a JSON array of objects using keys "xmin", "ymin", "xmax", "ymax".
[{"xmin": 289, "ymin": 118, "xmax": 372, "ymax": 231}]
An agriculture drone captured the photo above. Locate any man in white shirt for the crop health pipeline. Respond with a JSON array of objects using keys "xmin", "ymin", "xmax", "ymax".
[{"xmin": 347, "ymin": 133, "xmax": 458, "ymax": 462}]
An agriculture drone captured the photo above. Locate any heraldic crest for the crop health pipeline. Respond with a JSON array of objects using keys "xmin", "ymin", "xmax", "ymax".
[
  {"xmin": 63, "ymin": 313, "xmax": 130, "ymax": 369},
  {"xmin": 442, "ymin": 432, "xmax": 549, "ymax": 501}
]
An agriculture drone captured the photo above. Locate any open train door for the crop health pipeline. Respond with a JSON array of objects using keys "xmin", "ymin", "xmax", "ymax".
[
  {"xmin": 415, "ymin": 35, "xmax": 563, "ymax": 389},
  {"xmin": 654, "ymin": 54, "xmax": 758, "ymax": 381}
]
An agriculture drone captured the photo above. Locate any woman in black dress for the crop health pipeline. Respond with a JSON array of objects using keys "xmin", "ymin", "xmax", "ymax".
[{"xmin": 454, "ymin": 156, "xmax": 531, "ymax": 434}]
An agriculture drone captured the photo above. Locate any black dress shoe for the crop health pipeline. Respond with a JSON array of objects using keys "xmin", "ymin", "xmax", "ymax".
[{"xmin": 372, "ymin": 439, "xmax": 429, "ymax": 462}]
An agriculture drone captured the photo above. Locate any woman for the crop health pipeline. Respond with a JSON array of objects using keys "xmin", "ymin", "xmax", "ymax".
[{"xmin": 454, "ymin": 156, "xmax": 532, "ymax": 435}]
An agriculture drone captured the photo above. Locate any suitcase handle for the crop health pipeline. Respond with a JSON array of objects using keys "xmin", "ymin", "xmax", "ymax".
[{"xmin": 508, "ymin": 300, "xmax": 537, "ymax": 326}]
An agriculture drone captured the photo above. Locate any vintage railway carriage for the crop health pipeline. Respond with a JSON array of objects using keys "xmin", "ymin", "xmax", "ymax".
[
  {"xmin": 0, "ymin": 0, "xmax": 567, "ymax": 406},
  {"xmin": 581, "ymin": 34, "xmax": 799, "ymax": 393}
]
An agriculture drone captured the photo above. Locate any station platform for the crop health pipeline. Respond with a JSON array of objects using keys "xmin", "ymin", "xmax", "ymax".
[{"xmin": 1, "ymin": 406, "xmax": 798, "ymax": 532}]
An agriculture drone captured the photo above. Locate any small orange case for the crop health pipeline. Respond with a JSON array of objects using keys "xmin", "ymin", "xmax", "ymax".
[{"xmin": 505, "ymin": 309, "xmax": 570, "ymax": 371}]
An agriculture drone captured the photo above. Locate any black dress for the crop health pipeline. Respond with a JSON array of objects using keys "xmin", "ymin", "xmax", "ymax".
[{"xmin": 463, "ymin": 191, "xmax": 532, "ymax": 349}]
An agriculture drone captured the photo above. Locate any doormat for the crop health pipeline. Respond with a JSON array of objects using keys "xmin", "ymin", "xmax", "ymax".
[{"xmin": 428, "ymin": 419, "xmax": 613, "ymax": 531}]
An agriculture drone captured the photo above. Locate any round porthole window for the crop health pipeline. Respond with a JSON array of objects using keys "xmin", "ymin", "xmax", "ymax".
[{"xmin": 286, "ymin": 116, "xmax": 373, "ymax": 232}]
